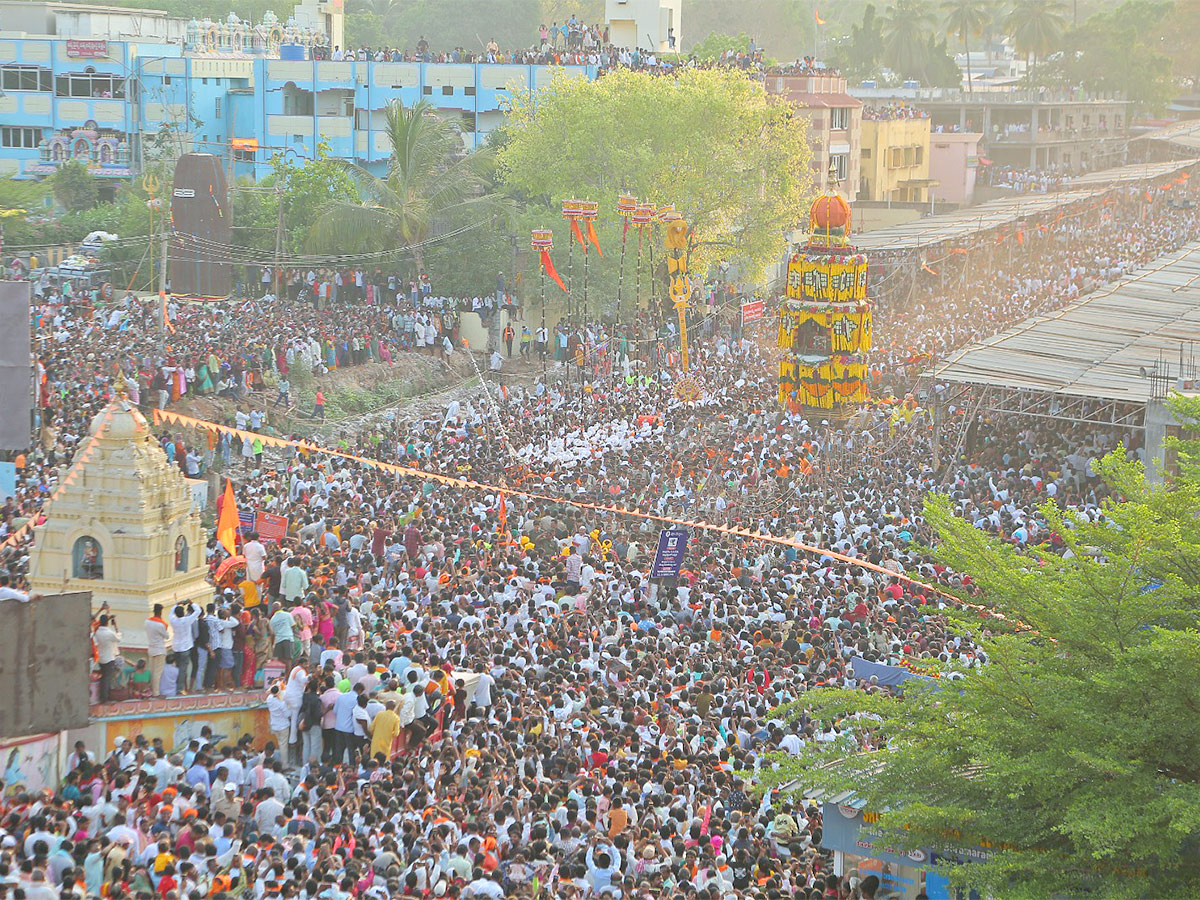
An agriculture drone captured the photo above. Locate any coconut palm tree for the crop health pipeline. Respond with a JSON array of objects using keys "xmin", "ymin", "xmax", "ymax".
[
  {"xmin": 307, "ymin": 99, "xmax": 505, "ymax": 271},
  {"xmin": 1005, "ymin": 0, "xmax": 1069, "ymax": 80},
  {"xmin": 942, "ymin": 0, "xmax": 992, "ymax": 93},
  {"xmin": 881, "ymin": 0, "xmax": 938, "ymax": 84}
]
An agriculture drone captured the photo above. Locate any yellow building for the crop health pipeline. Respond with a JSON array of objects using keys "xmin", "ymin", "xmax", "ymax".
[{"xmin": 859, "ymin": 116, "xmax": 936, "ymax": 203}]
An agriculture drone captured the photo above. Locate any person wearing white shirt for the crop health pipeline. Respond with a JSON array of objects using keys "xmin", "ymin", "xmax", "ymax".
[
  {"xmin": 243, "ymin": 534, "xmax": 267, "ymax": 582},
  {"xmin": 145, "ymin": 604, "xmax": 171, "ymax": 696},
  {"xmin": 266, "ymin": 686, "xmax": 291, "ymax": 766},
  {"xmin": 93, "ymin": 615, "xmax": 122, "ymax": 703},
  {"xmin": 0, "ymin": 574, "xmax": 35, "ymax": 602},
  {"xmin": 170, "ymin": 602, "xmax": 201, "ymax": 691}
]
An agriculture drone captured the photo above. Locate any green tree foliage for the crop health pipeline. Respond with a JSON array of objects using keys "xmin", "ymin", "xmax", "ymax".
[
  {"xmin": 834, "ymin": 1, "xmax": 960, "ymax": 87},
  {"xmin": 942, "ymin": 0, "xmax": 993, "ymax": 92},
  {"xmin": 273, "ymin": 144, "xmax": 362, "ymax": 256},
  {"xmin": 830, "ymin": 4, "xmax": 885, "ymax": 83},
  {"xmin": 1161, "ymin": 0, "xmax": 1200, "ymax": 86},
  {"xmin": 96, "ymin": 171, "xmax": 173, "ymax": 289},
  {"xmin": 882, "ymin": 0, "xmax": 938, "ymax": 80},
  {"xmin": 50, "ymin": 160, "xmax": 100, "ymax": 213},
  {"xmin": 760, "ymin": 400, "xmax": 1200, "ymax": 897},
  {"xmin": 1005, "ymin": 0, "xmax": 1070, "ymax": 75},
  {"xmin": 1045, "ymin": 1, "xmax": 1174, "ymax": 113},
  {"xmin": 227, "ymin": 142, "xmax": 362, "ymax": 263},
  {"xmin": 687, "ymin": 32, "xmax": 752, "ymax": 63},
  {"xmin": 307, "ymin": 101, "xmax": 503, "ymax": 272},
  {"xmin": 0, "ymin": 177, "xmax": 47, "ymax": 216},
  {"xmin": 497, "ymin": 67, "xmax": 811, "ymax": 281}
]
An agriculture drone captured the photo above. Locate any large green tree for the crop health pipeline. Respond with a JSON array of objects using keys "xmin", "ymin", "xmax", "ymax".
[
  {"xmin": 50, "ymin": 160, "xmax": 100, "ymax": 213},
  {"xmin": 1161, "ymin": 0, "xmax": 1200, "ymax": 86},
  {"xmin": 1005, "ymin": 0, "xmax": 1070, "ymax": 77},
  {"xmin": 307, "ymin": 101, "xmax": 504, "ymax": 272},
  {"xmin": 942, "ymin": 0, "xmax": 993, "ymax": 92},
  {"xmin": 881, "ymin": 0, "xmax": 938, "ymax": 82},
  {"xmin": 1046, "ymin": 1, "xmax": 1174, "ymax": 112},
  {"xmin": 497, "ymin": 67, "xmax": 811, "ymax": 281},
  {"xmin": 830, "ymin": 3, "xmax": 885, "ymax": 83},
  {"xmin": 760, "ymin": 399, "xmax": 1200, "ymax": 897}
]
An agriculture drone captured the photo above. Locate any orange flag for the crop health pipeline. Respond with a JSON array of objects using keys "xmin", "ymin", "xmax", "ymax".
[
  {"xmin": 815, "ymin": 8, "xmax": 826, "ymax": 24},
  {"xmin": 216, "ymin": 478, "xmax": 239, "ymax": 555},
  {"xmin": 586, "ymin": 219, "xmax": 604, "ymax": 257},
  {"xmin": 570, "ymin": 218, "xmax": 586, "ymax": 250},
  {"xmin": 540, "ymin": 249, "xmax": 568, "ymax": 293},
  {"xmin": 160, "ymin": 290, "xmax": 176, "ymax": 334}
]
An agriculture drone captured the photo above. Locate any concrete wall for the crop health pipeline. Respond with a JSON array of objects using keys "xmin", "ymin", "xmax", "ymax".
[
  {"xmin": 860, "ymin": 117, "xmax": 932, "ymax": 202},
  {"xmin": 929, "ymin": 132, "xmax": 982, "ymax": 206}
]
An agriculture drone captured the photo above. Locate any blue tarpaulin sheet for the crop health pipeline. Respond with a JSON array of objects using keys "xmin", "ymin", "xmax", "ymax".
[{"xmin": 849, "ymin": 656, "xmax": 933, "ymax": 689}]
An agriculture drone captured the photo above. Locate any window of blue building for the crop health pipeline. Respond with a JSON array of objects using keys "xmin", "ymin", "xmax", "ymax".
[
  {"xmin": 1, "ymin": 65, "xmax": 52, "ymax": 92},
  {"xmin": 0, "ymin": 127, "xmax": 41, "ymax": 148},
  {"xmin": 55, "ymin": 69, "xmax": 125, "ymax": 99}
]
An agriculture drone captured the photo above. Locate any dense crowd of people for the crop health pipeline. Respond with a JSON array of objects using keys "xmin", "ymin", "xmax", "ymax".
[
  {"xmin": 979, "ymin": 164, "xmax": 1070, "ymax": 193},
  {"xmin": 0, "ymin": 170, "xmax": 1196, "ymax": 899},
  {"xmin": 860, "ymin": 105, "xmax": 928, "ymax": 121},
  {"xmin": 304, "ymin": 20, "xmax": 839, "ymax": 79}
]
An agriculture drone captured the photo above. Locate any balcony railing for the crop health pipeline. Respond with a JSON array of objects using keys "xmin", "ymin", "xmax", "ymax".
[{"xmin": 990, "ymin": 125, "xmax": 1120, "ymax": 144}]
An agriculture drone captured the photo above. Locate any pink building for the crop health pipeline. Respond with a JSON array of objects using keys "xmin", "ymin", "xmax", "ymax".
[{"xmin": 929, "ymin": 132, "xmax": 983, "ymax": 206}]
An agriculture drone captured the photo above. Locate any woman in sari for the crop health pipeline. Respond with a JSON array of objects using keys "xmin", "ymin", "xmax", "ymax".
[{"xmin": 196, "ymin": 357, "xmax": 214, "ymax": 394}]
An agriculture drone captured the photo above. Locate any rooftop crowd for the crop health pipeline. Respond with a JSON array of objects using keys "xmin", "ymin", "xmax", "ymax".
[
  {"xmin": 309, "ymin": 19, "xmax": 837, "ymax": 80},
  {"xmin": 0, "ymin": 170, "xmax": 1196, "ymax": 900}
]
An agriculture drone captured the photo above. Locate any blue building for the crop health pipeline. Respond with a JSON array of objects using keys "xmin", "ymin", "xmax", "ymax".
[
  {"xmin": 230, "ymin": 58, "xmax": 594, "ymax": 178},
  {"xmin": 0, "ymin": 36, "xmax": 252, "ymax": 180},
  {"xmin": 0, "ymin": 33, "xmax": 595, "ymax": 182}
]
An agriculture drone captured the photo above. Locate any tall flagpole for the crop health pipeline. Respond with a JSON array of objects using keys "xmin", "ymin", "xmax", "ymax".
[
  {"xmin": 533, "ymin": 228, "xmax": 553, "ymax": 448},
  {"xmin": 616, "ymin": 193, "xmax": 636, "ymax": 375},
  {"xmin": 632, "ymin": 201, "xmax": 655, "ymax": 372}
]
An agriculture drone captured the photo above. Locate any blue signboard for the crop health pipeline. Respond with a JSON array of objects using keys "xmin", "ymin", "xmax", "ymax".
[
  {"xmin": 650, "ymin": 528, "xmax": 688, "ymax": 579},
  {"xmin": 822, "ymin": 802, "xmax": 987, "ymax": 899}
]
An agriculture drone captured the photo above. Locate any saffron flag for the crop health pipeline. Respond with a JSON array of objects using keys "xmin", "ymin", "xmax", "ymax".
[
  {"xmin": 160, "ymin": 290, "xmax": 176, "ymax": 334},
  {"xmin": 216, "ymin": 478, "xmax": 239, "ymax": 555},
  {"xmin": 586, "ymin": 219, "xmax": 604, "ymax": 257},
  {"xmin": 498, "ymin": 491, "xmax": 507, "ymax": 535},
  {"xmin": 540, "ymin": 248, "xmax": 568, "ymax": 293},
  {"xmin": 570, "ymin": 218, "xmax": 586, "ymax": 250},
  {"xmin": 815, "ymin": 8, "xmax": 826, "ymax": 24}
]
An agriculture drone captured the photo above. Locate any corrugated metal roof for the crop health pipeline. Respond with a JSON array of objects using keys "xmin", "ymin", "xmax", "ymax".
[
  {"xmin": 927, "ymin": 241, "xmax": 1200, "ymax": 402},
  {"xmin": 1133, "ymin": 120, "xmax": 1200, "ymax": 149},
  {"xmin": 852, "ymin": 159, "xmax": 1198, "ymax": 252}
]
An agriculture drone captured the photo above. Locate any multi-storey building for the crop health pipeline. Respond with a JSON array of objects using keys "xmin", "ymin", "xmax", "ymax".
[
  {"xmin": 0, "ymin": 2, "xmax": 596, "ymax": 181},
  {"xmin": 764, "ymin": 72, "xmax": 862, "ymax": 199},
  {"xmin": 858, "ymin": 114, "xmax": 933, "ymax": 203},
  {"xmin": 851, "ymin": 85, "xmax": 1129, "ymax": 174},
  {"xmin": 228, "ymin": 58, "xmax": 594, "ymax": 177}
]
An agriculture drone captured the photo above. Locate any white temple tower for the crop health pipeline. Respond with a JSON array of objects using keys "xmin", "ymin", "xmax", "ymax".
[{"xmin": 28, "ymin": 397, "xmax": 211, "ymax": 648}]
